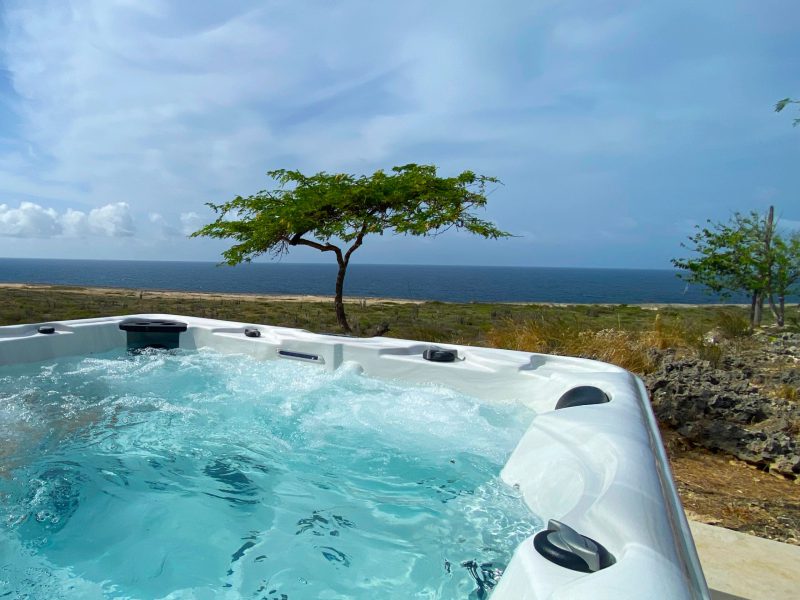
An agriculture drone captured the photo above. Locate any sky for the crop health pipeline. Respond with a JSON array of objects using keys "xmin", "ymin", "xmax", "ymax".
[{"xmin": 0, "ymin": 0, "xmax": 797, "ymax": 268}]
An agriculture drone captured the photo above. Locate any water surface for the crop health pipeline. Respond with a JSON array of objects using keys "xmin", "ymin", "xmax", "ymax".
[
  {"xmin": 0, "ymin": 257, "xmax": 757, "ymax": 303},
  {"xmin": 0, "ymin": 349, "xmax": 538, "ymax": 599}
]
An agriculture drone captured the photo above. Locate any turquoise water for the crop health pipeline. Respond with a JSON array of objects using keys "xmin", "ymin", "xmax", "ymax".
[{"xmin": 0, "ymin": 349, "xmax": 539, "ymax": 599}]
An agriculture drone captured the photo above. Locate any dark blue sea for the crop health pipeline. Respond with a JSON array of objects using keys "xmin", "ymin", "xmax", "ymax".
[{"xmin": 0, "ymin": 258, "xmax": 753, "ymax": 304}]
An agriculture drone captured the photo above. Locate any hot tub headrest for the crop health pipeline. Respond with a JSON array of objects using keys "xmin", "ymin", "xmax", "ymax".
[
  {"xmin": 555, "ymin": 386, "xmax": 609, "ymax": 410},
  {"xmin": 119, "ymin": 319, "xmax": 187, "ymax": 350},
  {"xmin": 119, "ymin": 319, "xmax": 188, "ymax": 333}
]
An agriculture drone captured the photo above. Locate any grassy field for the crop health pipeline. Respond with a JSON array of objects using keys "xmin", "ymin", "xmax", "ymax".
[{"xmin": 0, "ymin": 283, "xmax": 766, "ymax": 373}]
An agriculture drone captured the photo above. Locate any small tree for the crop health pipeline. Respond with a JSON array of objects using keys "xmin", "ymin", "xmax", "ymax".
[
  {"xmin": 673, "ymin": 206, "xmax": 799, "ymax": 327},
  {"xmin": 192, "ymin": 164, "xmax": 510, "ymax": 333},
  {"xmin": 673, "ymin": 212, "xmax": 764, "ymax": 326}
]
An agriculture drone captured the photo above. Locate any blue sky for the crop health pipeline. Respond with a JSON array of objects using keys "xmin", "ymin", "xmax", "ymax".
[{"xmin": 0, "ymin": 0, "xmax": 797, "ymax": 268}]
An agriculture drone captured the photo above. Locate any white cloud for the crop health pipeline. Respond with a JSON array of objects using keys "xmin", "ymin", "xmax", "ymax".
[
  {"xmin": 0, "ymin": 201, "xmax": 60, "ymax": 237},
  {"xmin": 61, "ymin": 208, "xmax": 89, "ymax": 237},
  {"xmin": 87, "ymin": 202, "xmax": 134, "ymax": 237},
  {"xmin": 0, "ymin": 0, "xmax": 563, "ymax": 192},
  {"xmin": 0, "ymin": 201, "xmax": 134, "ymax": 238},
  {"xmin": 0, "ymin": 0, "xmax": 663, "ymax": 246}
]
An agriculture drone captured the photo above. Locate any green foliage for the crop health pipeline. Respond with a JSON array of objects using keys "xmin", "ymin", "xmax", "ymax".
[
  {"xmin": 772, "ymin": 232, "xmax": 800, "ymax": 299},
  {"xmin": 775, "ymin": 97, "xmax": 800, "ymax": 127},
  {"xmin": 672, "ymin": 207, "xmax": 800, "ymax": 327},
  {"xmin": 192, "ymin": 164, "xmax": 509, "ymax": 266},
  {"xmin": 672, "ymin": 211, "xmax": 768, "ymax": 298}
]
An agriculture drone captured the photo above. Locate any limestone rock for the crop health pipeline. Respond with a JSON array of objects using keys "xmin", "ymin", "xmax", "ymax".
[{"xmin": 645, "ymin": 337, "xmax": 800, "ymax": 478}]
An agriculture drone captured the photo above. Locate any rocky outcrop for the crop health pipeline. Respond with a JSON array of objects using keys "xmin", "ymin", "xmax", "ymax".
[{"xmin": 645, "ymin": 332, "xmax": 800, "ymax": 477}]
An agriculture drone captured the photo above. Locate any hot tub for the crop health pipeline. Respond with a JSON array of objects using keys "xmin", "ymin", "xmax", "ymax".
[{"xmin": 0, "ymin": 315, "xmax": 709, "ymax": 599}]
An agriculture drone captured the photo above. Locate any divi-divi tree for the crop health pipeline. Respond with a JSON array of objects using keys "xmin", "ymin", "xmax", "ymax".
[{"xmin": 192, "ymin": 164, "xmax": 509, "ymax": 333}]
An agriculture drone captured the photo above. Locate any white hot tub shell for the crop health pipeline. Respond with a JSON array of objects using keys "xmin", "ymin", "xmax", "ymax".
[{"xmin": 0, "ymin": 314, "xmax": 710, "ymax": 599}]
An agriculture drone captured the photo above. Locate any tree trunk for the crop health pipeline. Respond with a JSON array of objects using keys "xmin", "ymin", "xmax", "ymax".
[
  {"xmin": 754, "ymin": 291, "xmax": 763, "ymax": 327},
  {"xmin": 334, "ymin": 259, "xmax": 351, "ymax": 333},
  {"xmin": 286, "ymin": 233, "xmax": 365, "ymax": 335},
  {"xmin": 749, "ymin": 291, "xmax": 757, "ymax": 328},
  {"xmin": 778, "ymin": 295, "xmax": 785, "ymax": 327},
  {"xmin": 767, "ymin": 294, "xmax": 783, "ymax": 327},
  {"xmin": 763, "ymin": 205, "xmax": 775, "ymax": 327}
]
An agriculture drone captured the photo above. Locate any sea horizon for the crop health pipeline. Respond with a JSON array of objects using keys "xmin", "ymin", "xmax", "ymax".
[
  {"xmin": 0, "ymin": 257, "xmax": 763, "ymax": 304},
  {"xmin": 0, "ymin": 256, "xmax": 679, "ymax": 270}
]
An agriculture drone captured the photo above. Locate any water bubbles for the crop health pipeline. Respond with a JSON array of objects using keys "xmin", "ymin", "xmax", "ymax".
[
  {"xmin": 34, "ymin": 510, "xmax": 59, "ymax": 524},
  {"xmin": 0, "ymin": 348, "xmax": 539, "ymax": 598}
]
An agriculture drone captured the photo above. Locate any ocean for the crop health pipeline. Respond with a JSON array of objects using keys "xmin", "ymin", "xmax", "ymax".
[{"xmin": 0, "ymin": 258, "xmax": 756, "ymax": 304}]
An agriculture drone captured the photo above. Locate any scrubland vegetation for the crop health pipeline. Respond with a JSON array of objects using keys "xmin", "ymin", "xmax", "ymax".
[{"xmin": 1, "ymin": 283, "xmax": 786, "ymax": 375}]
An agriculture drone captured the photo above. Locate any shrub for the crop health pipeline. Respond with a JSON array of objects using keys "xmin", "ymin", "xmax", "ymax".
[
  {"xmin": 714, "ymin": 310, "xmax": 751, "ymax": 339},
  {"xmin": 648, "ymin": 313, "xmax": 700, "ymax": 350},
  {"xmin": 696, "ymin": 343, "xmax": 724, "ymax": 368}
]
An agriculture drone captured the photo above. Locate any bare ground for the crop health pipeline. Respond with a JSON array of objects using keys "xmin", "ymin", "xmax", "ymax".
[{"xmin": 663, "ymin": 427, "xmax": 800, "ymax": 545}]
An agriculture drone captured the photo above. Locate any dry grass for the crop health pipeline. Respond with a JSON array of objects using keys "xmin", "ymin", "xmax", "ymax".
[
  {"xmin": 485, "ymin": 305, "xmax": 768, "ymax": 374},
  {"xmin": 775, "ymin": 384, "xmax": 799, "ymax": 402},
  {"xmin": 486, "ymin": 312, "xmax": 708, "ymax": 374},
  {"xmin": 649, "ymin": 313, "xmax": 701, "ymax": 349},
  {"xmin": 487, "ymin": 321, "xmax": 656, "ymax": 372}
]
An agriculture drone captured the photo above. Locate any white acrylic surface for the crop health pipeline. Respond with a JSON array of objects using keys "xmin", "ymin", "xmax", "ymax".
[{"xmin": 0, "ymin": 314, "xmax": 709, "ymax": 599}]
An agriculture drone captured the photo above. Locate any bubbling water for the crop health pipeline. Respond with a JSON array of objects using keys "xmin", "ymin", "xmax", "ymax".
[{"xmin": 0, "ymin": 348, "xmax": 539, "ymax": 599}]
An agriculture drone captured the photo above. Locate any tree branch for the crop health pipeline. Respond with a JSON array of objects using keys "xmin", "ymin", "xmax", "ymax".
[
  {"xmin": 344, "ymin": 224, "xmax": 368, "ymax": 263},
  {"xmin": 287, "ymin": 235, "xmax": 343, "ymax": 262},
  {"xmin": 288, "ymin": 234, "xmax": 338, "ymax": 252}
]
